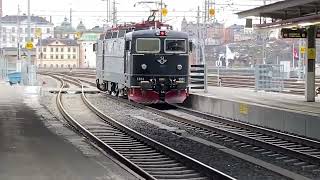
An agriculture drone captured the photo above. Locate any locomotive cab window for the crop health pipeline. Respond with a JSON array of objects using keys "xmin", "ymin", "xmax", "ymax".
[
  {"xmin": 165, "ymin": 39, "xmax": 186, "ymax": 53},
  {"xmin": 136, "ymin": 38, "xmax": 160, "ymax": 53}
]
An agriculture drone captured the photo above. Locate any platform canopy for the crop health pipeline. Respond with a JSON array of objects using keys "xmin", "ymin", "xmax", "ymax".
[{"xmin": 237, "ymin": 0, "xmax": 320, "ymax": 27}]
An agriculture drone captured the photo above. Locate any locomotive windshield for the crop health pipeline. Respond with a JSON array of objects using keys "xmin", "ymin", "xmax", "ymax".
[
  {"xmin": 136, "ymin": 38, "xmax": 160, "ymax": 53},
  {"xmin": 165, "ymin": 39, "xmax": 186, "ymax": 53}
]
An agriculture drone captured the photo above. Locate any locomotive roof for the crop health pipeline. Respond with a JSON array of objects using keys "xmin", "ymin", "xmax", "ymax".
[{"xmin": 129, "ymin": 29, "xmax": 188, "ymax": 39}]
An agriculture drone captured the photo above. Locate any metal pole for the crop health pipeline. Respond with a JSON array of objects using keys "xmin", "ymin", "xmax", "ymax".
[
  {"xmin": 17, "ymin": 5, "xmax": 21, "ymax": 72},
  {"xmin": 196, "ymin": 6, "xmax": 200, "ymax": 64},
  {"xmin": 298, "ymin": 39, "xmax": 302, "ymax": 80},
  {"xmin": 160, "ymin": 0, "xmax": 163, "ymax": 22},
  {"xmin": 0, "ymin": 0, "xmax": 2, "ymax": 50},
  {"xmin": 292, "ymin": 43, "xmax": 295, "ymax": 70},
  {"xmin": 305, "ymin": 25, "xmax": 316, "ymax": 102},
  {"xmin": 112, "ymin": 0, "xmax": 116, "ymax": 25},
  {"xmin": 26, "ymin": 0, "xmax": 32, "ymax": 85}
]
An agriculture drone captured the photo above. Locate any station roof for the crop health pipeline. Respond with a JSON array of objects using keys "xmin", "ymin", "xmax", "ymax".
[{"xmin": 237, "ymin": 0, "xmax": 320, "ymax": 20}]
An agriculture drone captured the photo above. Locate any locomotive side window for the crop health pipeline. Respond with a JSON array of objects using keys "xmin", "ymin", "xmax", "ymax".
[
  {"xmin": 125, "ymin": 41, "xmax": 131, "ymax": 51},
  {"xmin": 105, "ymin": 32, "xmax": 112, "ymax": 39},
  {"xmin": 112, "ymin": 31, "xmax": 118, "ymax": 38},
  {"xmin": 118, "ymin": 30, "xmax": 126, "ymax": 38},
  {"xmin": 165, "ymin": 39, "xmax": 186, "ymax": 53},
  {"xmin": 136, "ymin": 38, "xmax": 160, "ymax": 53}
]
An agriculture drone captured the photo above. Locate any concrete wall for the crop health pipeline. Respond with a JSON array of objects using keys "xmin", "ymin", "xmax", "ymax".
[{"xmin": 184, "ymin": 94, "xmax": 320, "ymax": 141}]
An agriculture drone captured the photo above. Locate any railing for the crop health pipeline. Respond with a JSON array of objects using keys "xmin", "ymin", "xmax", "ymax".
[{"xmin": 189, "ymin": 64, "xmax": 207, "ymax": 92}]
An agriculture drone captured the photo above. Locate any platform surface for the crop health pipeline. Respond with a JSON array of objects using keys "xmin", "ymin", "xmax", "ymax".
[
  {"xmin": 0, "ymin": 81, "xmax": 138, "ymax": 180},
  {"xmin": 192, "ymin": 86, "xmax": 320, "ymax": 116}
]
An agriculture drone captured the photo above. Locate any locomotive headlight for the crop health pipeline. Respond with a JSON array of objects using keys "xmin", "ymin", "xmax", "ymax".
[
  {"xmin": 177, "ymin": 64, "xmax": 183, "ymax": 70},
  {"xmin": 141, "ymin": 64, "xmax": 147, "ymax": 70}
]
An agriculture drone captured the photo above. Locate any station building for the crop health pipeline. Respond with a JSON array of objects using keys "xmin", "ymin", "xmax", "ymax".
[{"xmin": 36, "ymin": 38, "xmax": 80, "ymax": 69}]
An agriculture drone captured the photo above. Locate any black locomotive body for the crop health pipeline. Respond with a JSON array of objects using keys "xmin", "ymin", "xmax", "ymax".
[{"xmin": 96, "ymin": 23, "xmax": 190, "ymax": 104}]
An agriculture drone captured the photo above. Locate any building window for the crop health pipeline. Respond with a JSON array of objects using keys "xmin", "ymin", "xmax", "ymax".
[
  {"xmin": 85, "ymin": 48, "xmax": 86, "ymax": 52},
  {"xmin": 38, "ymin": 55, "xmax": 41, "ymax": 59},
  {"xmin": 56, "ymin": 48, "xmax": 59, "ymax": 52},
  {"xmin": 56, "ymin": 64, "xmax": 59, "ymax": 68},
  {"xmin": 50, "ymin": 55, "xmax": 53, "ymax": 59},
  {"xmin": 3, "ymin": 27, "xmax": 6, "ymax": 33},
  {"xmin": 47, "ymin": 28, "xmax": 50, "ymax": 33},
  {"xmin": 25, "ymin": 28, "xmax": 28, "ymax": 33},
  {"xmin": 73, "ymin": 48, "xmax": 76, "ymax": 52},
  {"xmin": 11, "ymin": 36, "xmax": 15, "ymax": 42},
  {"xmin": 44, "ymin": 55, "xmax": 47, "ymax": 59},
  {"xmin": 31, "ymin": 37, "xmax": 34, "ymax": 42},
  {"xmin": 19, "ymin": 28, "xmax": 23, "ymax": 33},
  {"xmin": 12, "ymin": 27, "xmax": 15, "ymax": 33},
  {"xmin": 85, "ymin": 56, "xmax": 86, "ymax": 59},
  {"xmin": 61, "ymin": 48, "xmax": 64, "ymax": 52},
  {"xmin": 61, "ymin": 55, "xmax": 64, "ymax": 59},
  {"xmin": 73, "ymin": 55, "xmax": 76, "ymax": 59},
  {"xmin": 68, "ymin": 55, "xmax": 71, "ymax": 59},
  {"xmin": 51, "ymin": 48, "xmax": 53, "ymax": 52},
  {"xmin": 43, "ymin": 48, "xmax": 46, "ymax": 52},
  {"xmin": 61, "ymin": 64, "xmax": 64, "ymax": 68},
  {"xmin": 68, "ymin": 48, "xmax": 71, "ymax": 52},
  {"xmin": 56, "ymin": 55, "xmax": 59, "ymax": 59},
  {"xmin": 2, "ymin": 36, "xmax": 6, "ymax": 42},
  {"xmin": 19, "ymin": 37, "xmax": 23, "ymax": 42},
  {"xmin": 68, "ymin": 64, "xmax": 71, "ymax": 68}
]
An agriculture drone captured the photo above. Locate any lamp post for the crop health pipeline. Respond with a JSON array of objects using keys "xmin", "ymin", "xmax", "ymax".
[{"xmin": 101, "ymin": 0, "xmax": 110, "ymax": 23}]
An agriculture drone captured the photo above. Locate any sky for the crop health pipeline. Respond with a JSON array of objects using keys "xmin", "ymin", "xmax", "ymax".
[{"xmin": 2, "ymin": 0, "xmax": 271, "ymax": 29}]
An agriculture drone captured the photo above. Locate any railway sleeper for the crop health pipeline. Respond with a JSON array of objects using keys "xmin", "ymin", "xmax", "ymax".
[
  {"xmin": 149, "ymin": 169, "xmax": 197, "ymax": 175},
  {"xmin": 152, "ymin": 173, "xmax": 204, "ymax": 179},
  {"xmin": 135, "ymin": 162, "xmax": 181, "ymax": 168},
  {"xmin": 130, "ymin": 157, "xmax": 172, "ymax": 162},
  {"xmin": 115, "ymin": 147, "xmax": 154, "ymax": 152},
  {"xmin": 105, "ymin": 141, "xmax": 142, "ymax": 145},
  {"xmin": 125, "ymin": 154, "xmax": 166, "ymax": 159},
  {"xmin": 117, "ymin": 150, "xmax": 157, "ymax": 154},
  {"xmin": 142, "ymin": 166, "xmax": 188, "ymax": 171},
  {"xmin": 121, "ymin": 152, "xmax": 161, "ymax": 156},
  {"xmin": 92, "ymin": 130, "xmax": 123, "ymax": 134},
  {"xmin": 97, "ymin": 134, "xmax": 129, "ymax": 138},
  {"xmin": 156, "ymin": 177, "xmax": 208, "ymax": 180},
  {"xmin": 99, "ymin": 137, "xmax": 134, "ymax": 141},
  {"xmin": 103, "ymin": 139, "xmax": 140, "ymax": 144},
  {"xmin": 110, "ymin": 144, "xmax": 148, "ymax": 149}
]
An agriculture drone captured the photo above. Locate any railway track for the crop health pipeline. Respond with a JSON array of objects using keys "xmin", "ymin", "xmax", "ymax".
[
  {"xmin": 90, "ymin": 89, "xmax": 320, "ymax": 179},
  {"xmin": 42, "ymin": 72, "xmax": 320, "ymax": 178},
  {"xmin": 51, "ymin": 74, "xmax": 234, "ymax": 180}
]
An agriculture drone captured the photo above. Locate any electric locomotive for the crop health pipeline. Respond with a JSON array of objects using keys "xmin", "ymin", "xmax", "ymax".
[{"xmin": 95, "ymin": 21, "xmax": 191, "ymax": 104}]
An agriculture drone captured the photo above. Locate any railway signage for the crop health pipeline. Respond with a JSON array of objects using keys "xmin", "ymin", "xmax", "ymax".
[
  {"xmin": 161, "ymin": 8, "xmax": 168, "ymax": 17},
  {"xmin": 281, "ymin": 28, "xmax": 307, "ymax": 38},
  {"xmin": 25, "ymin": 41, "xmax": 34, "ymax": 50},
  {"xmin": 209, "ymin": 8, "xmax": 215, "ymax": 17},
  {"xmin": 300, "ymin": 46, "xmax": 306, "ymax": 54},
  {"xmin": 35, "ymin": 28, "xmax": 42, "ymax": 38},
  {"xmin": 281, "ymin": 28, "xmax": 320, "ymax": 38}
]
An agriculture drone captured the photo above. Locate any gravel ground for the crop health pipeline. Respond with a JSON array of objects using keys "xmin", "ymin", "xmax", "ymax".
[{"xmin": 86, "ymin": 94, "xmax": 292, "ymax": 180}]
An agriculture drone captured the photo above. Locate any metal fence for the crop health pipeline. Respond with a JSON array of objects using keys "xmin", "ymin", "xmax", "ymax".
[
  {"xmin": 254, "ymin": 64, "xmax": 284, "ymax": 92},
  {"xmin": 0, "ymin": 53, "xmax": 8, "ymax": 80},
  {"xmin": 189, "ymin": 64, "xmax": 207, "ymax": 92}
]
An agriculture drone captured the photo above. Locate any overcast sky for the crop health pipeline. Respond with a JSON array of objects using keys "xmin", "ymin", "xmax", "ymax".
[{"xmin": 2, "ymin": 0, "xmax": 269, "ymax": 29}]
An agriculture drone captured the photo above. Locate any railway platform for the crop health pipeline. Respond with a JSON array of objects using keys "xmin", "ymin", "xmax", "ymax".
[
  {"xmin": 0, "ymin": 81, "xmax": 138, "ymax": 180},
  {"xmin": 187, "ymin": 86, "xmax": 320, "ymax": 141}
]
